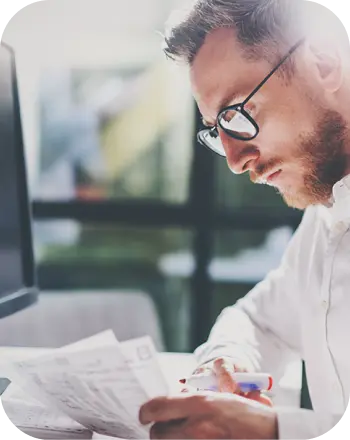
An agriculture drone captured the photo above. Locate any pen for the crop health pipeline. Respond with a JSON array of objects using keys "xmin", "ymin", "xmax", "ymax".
[{"xmin": 182, "ymin": 372, "xmax": 273, "ymax": 393}]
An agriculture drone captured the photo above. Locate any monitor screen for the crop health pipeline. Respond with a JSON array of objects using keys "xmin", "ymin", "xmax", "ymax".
[{"xmin": 0, "ymin": 43, "xmax": 37, "ymax": 319}]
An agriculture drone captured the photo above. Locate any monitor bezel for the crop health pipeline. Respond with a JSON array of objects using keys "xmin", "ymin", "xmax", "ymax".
[{"xmin": 0, "ymin": 42, "xmax": 38, "ymax": 319}]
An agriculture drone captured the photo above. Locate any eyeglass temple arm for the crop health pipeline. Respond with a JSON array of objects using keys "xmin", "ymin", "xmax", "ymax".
[{"xmin": 241, "ymin": 38, "xmax": 305, "ymax": 107}]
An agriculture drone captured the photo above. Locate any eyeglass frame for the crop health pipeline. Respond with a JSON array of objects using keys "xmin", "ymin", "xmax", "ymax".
[{"xmin": 197, "ymin": 38, "xmax": 305, "ymax": 156}]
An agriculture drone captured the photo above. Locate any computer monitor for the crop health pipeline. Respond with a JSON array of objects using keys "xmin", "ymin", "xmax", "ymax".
[{"xmin": 0, "ymin": 42, "xmax": 38, "ymax": 319}]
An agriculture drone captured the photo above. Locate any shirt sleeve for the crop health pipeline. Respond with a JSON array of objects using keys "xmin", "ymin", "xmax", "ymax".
[
  {"xmin": 276, "ymin": 407, "xmax": 343, "ymax": 439},
  {"xmin": 194, "ymin": 207, "xmax": 316, "ymax": 377}
]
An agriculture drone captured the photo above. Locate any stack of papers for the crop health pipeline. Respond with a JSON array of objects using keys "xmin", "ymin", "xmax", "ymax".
[
  {"xmin": 3, "ymin": 400, "xmax": 93, "ymax": 439},
  {"xmin": 1, "ymin": 331, "xmax": 170, "ymax": 439}
]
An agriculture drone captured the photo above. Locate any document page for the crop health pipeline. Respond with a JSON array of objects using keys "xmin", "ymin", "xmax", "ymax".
[
  {"xmin": 1, "ymin": 331, "xmax": 120, "ymax": 410},
  {"xmin": 2, "ymin": 400, "xmax": 93, "ymax": 439},
  {"xmin": 11, "ymin": 350, "xmax": 147, "ymax": 437},
  {"xmin": 121, "ymin": 336, "xmax": 169, "ymax": 398},
  {"xmin": 1, "ymin": 382, "xmax": 40, "ymax": 406},
  {"xmin": 4, "ymin": 331, "xmax": 167, "ymax": 439}
]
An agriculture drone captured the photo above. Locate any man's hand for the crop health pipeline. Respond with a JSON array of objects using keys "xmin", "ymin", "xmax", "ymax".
[
  {"xmin": 182, "ymin": 357, "xmax": 272, "ymax": 406},
  {"xmin": 139, "ymin": 392, "xmax": 278, "ymax": 439}
]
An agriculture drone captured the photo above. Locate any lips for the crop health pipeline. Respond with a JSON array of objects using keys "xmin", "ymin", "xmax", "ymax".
[{"xmin": 267, "ymin": 169, "xmax": 282, "ymax": 183}]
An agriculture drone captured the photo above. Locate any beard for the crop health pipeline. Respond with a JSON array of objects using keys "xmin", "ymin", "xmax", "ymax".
[{"xmin": 252, "ymin": 110, "xmax": 349, "ymax": 210}]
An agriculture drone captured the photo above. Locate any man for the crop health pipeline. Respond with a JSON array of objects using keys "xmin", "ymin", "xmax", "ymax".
[{"xmin": 140, "ymin": 0, "xmax": 350, "ymax": 438}]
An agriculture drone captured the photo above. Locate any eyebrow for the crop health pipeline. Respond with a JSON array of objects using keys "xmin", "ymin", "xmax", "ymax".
[
  {"xmin": 202, "ymin": 91, "xmax": 242, "ymax": 127},
  {"xmin": 218, "ymin": 92, "xmax": 242, "ymax": 112}
]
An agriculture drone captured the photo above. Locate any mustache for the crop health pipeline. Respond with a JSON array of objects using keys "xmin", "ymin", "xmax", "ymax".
[{"xmin": 250, "ymin": 158, "xmax": 284, "ymax": 183}]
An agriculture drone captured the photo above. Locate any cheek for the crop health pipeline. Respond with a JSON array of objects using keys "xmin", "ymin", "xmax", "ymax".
[
  {"xmin": 257, "ymin": 99, "xmax": 317, "ymax": 160},
  {"xmin": 257, "ymin": 86, "xmax": 317, "ymax": 153},
  {"xmin": 277, "ymin": 166, "xmax": 306, "ymax": 190},
  {"xmin": 269, "ymin": 157, "xmax": 311, "ymax": 196},
  {"xmin": 257, "ymin": 117, "xmax": 298, "ymax": 158}
]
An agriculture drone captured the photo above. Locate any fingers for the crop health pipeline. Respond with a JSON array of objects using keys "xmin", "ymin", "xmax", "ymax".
[
  {"xmin": 213, "ymin": 358, "xmax": 239, "ymax": 393},
  {"xmin": 259, "ymin": 394, "xmax": 273, "ymax": 407},
  {"xmin": 181, "ymin": 358, "xmax": 271, "ymax": 403},
  {"xmin": 246, "ymin": 390, "xmax": 273, "ymax": 407},
  {"xmin": 193, "ymin": 362, "xmax": 217, "ymax": 375},
  {"xmin": 150, "ymin": 420, "xmax": 188, "ymax": 439},
  {"xmin": 139, "ymin": 395, "xmax": 210, "ymax": 425},
  {"xmin": 192, "ymin": 366, "xmax": 206, "ymax": 374}
]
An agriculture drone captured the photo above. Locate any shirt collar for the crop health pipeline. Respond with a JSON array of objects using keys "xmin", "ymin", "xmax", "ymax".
[{"xmin": 328, "ymin": 174, "xmax": 350, "ymax": 224}]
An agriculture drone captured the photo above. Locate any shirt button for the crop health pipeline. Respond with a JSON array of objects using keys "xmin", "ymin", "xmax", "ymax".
[{"xmin": 322, "ymin": 300, "xmax": 329, "ymax": 310}]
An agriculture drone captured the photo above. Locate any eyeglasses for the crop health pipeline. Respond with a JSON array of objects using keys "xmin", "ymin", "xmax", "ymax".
[{"xmin": 197, "ymin": 39, "xmax": 305, "ymax": 157}]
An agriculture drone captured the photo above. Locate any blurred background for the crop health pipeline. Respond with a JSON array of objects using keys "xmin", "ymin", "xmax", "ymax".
[{"xmin": 2, "ymin": 0, "xmax": 302, "ymax": 353}]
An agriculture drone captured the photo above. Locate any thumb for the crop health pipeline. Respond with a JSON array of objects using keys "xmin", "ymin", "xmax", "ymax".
[
  {"xmin": 246, "ymin": 390, "xmax": 273, "ymax": 407},
  {"xmin": 213, "ymin": 358, "xmax": 238, "ymax": 393}
]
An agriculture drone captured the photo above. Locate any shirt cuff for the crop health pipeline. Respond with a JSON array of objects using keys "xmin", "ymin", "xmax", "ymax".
[
  {"xmin": 192, "ymin": 355, "xmax": 248, "ymax": 375},
  {"xmin": 194, "ymin": 345, "xmax": 259, "ymax": 372},
  {"xmin": 276, "ymin": 407, "xmax": 342, "ymax": 439}
]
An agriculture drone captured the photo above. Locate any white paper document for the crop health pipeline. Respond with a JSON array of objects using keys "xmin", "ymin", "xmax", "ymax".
[
  {"xmin": 2, "ymin": 400, "xmax": 93, "ymax": 439},
  {"xmin": 1, "ymin": 331, "xmax": 170, "ymax": 439}
]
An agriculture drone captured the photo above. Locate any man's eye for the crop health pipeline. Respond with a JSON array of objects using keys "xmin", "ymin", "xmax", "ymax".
[{"xmin": 245, "ymin": 106, "xmax": 256, "ymax": 117}]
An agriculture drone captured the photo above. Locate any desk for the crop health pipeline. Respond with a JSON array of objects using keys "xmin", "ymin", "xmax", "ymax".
[{"xmin": 0, "ymin": 346, "xmax": 301, "ymax": 438}]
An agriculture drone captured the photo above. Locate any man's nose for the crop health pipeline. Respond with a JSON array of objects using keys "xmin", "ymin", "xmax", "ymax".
[{"xmin": 219, "ymin": 129, "xmax": 260, "ymax": 174}]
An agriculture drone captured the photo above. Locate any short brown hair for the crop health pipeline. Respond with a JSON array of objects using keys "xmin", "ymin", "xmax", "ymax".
[{"xmin": 163, "ymin": 0, "xmax": 304, "ymax": 69}]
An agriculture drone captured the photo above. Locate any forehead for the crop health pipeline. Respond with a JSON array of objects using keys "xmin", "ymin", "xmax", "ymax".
[{"xmin": 190, "ymin": 28, "xmax": 273, "ymax": 122}]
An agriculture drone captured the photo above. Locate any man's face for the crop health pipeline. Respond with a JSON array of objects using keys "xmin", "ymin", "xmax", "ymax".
[{"xmin": 190, "ymin": 28, "xmax": 348, "ymax": 209}]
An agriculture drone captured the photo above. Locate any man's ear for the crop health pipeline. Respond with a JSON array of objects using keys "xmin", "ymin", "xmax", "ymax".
[{"xmin": 307, "ymin": 43, "xmax": 343, "ymax": 94}]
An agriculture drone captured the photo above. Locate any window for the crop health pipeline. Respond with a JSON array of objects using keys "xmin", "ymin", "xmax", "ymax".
[
  {"xmin": 35, "ymin": 221, "xmax": 193, "ymax": 351},
  {"xmin": 5, "ymin": 0, "xmax": 303, "ymax": 353},
  {"xmin": 37, "ymin": 64, "xmax": 193, "ymax": 203}
]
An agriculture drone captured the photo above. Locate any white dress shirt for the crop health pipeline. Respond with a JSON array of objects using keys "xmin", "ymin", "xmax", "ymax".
[{"xmin": 195, "ymin": 174, "xmax": 350, "ymax": 439}]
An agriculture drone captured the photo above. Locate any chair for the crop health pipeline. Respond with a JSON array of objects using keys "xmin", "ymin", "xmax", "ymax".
[{"xmin": 0, "ymin": 290, "xmax": 164, "ymax": 351}]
